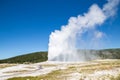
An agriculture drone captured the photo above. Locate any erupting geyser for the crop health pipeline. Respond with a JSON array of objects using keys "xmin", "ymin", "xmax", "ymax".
[{"xmin": 48, "ymin": 0, "xmax": 120, "ymax": 61}]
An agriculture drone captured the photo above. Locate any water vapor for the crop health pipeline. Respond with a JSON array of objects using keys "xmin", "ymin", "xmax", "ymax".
[{"xmin": 48, "ymin": 0, "xmax": 120, "ymax": 61}]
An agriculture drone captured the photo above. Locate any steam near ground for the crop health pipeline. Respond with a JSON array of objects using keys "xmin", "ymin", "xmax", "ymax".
[{"xmin": 48, "ymin": 0, "xmax": 120, "ymax": 61}]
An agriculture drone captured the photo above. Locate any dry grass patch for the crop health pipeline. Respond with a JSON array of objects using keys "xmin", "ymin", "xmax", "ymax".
[
  {"xmin": 4, "ymin": 70, "xmax": 28, "ymax": 73},
  {"xmin": 41, "ymin": 64, "xmax": 57, "ymax": 68},
  {"xmin": 0, "ymin": 64, "xmax": 16, "ymax": 69}
]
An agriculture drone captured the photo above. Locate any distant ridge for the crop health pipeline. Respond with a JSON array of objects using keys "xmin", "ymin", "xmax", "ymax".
[
  {"xmin": 98, "ymin": 48, "xmax": 120, "ymax": 59},
  {"xmin": 0, "ymin": 52, "xmax": 48, "ymax": 63},
  {"xmin": 0, "ymin": 48, "xmax": 120, "ymax": 63}
]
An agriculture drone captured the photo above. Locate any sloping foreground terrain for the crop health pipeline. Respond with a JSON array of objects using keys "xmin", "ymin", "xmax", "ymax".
[{"xmin": 0, "ymin": 59, "xmax": 120, "ymax": 80}]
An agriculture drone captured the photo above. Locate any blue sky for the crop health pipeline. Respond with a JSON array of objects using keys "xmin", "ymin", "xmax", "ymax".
[{"xmin": 0, "ymin": 0, "xmax": 120, "ymax": 59}]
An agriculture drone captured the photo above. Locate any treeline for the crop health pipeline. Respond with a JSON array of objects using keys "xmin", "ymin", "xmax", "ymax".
[
  {"xmin": 98, "ymin": 48, "xmax": 120, "ymax": 59},
  {"xmin": 0, "ymin": 49, "xmax": 120, "ymax": 64},
  {"xmin": 0, "ymin": 52, "xmax": 48, "ymax": 64}
]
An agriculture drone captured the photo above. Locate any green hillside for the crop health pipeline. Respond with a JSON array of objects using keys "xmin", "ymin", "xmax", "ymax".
[
  {"xmin": 98, "ymin": 48, "xmax": 120, "ymax": 59},
  {"xmin": 0, "ymin": 52, "xmax": 48, "ymax": 64},
  {"xmin": 0, "ymin": 48, "xmax": 120, "ymax": 64}
]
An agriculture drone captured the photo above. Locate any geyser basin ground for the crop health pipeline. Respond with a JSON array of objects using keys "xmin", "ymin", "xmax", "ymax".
[{"xmin": 1, "ymin": 59, "xmax": 120, "ymax": 80}]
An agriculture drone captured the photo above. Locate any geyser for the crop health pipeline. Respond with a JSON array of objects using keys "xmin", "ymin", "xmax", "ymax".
[{"xmin": 48, "ymin": 0, "xmax": 120, "ymax": 61}]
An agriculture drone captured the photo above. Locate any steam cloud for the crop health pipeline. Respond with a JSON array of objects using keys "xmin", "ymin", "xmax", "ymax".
[{"xmin": 48, "ymin": 0, "xmax": 120, "ymax": 61}]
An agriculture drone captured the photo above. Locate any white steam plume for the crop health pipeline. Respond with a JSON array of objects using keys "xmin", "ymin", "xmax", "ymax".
[{"xmin": 48, "ymin": 0, "xmax": 120, "ymax": 61}]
